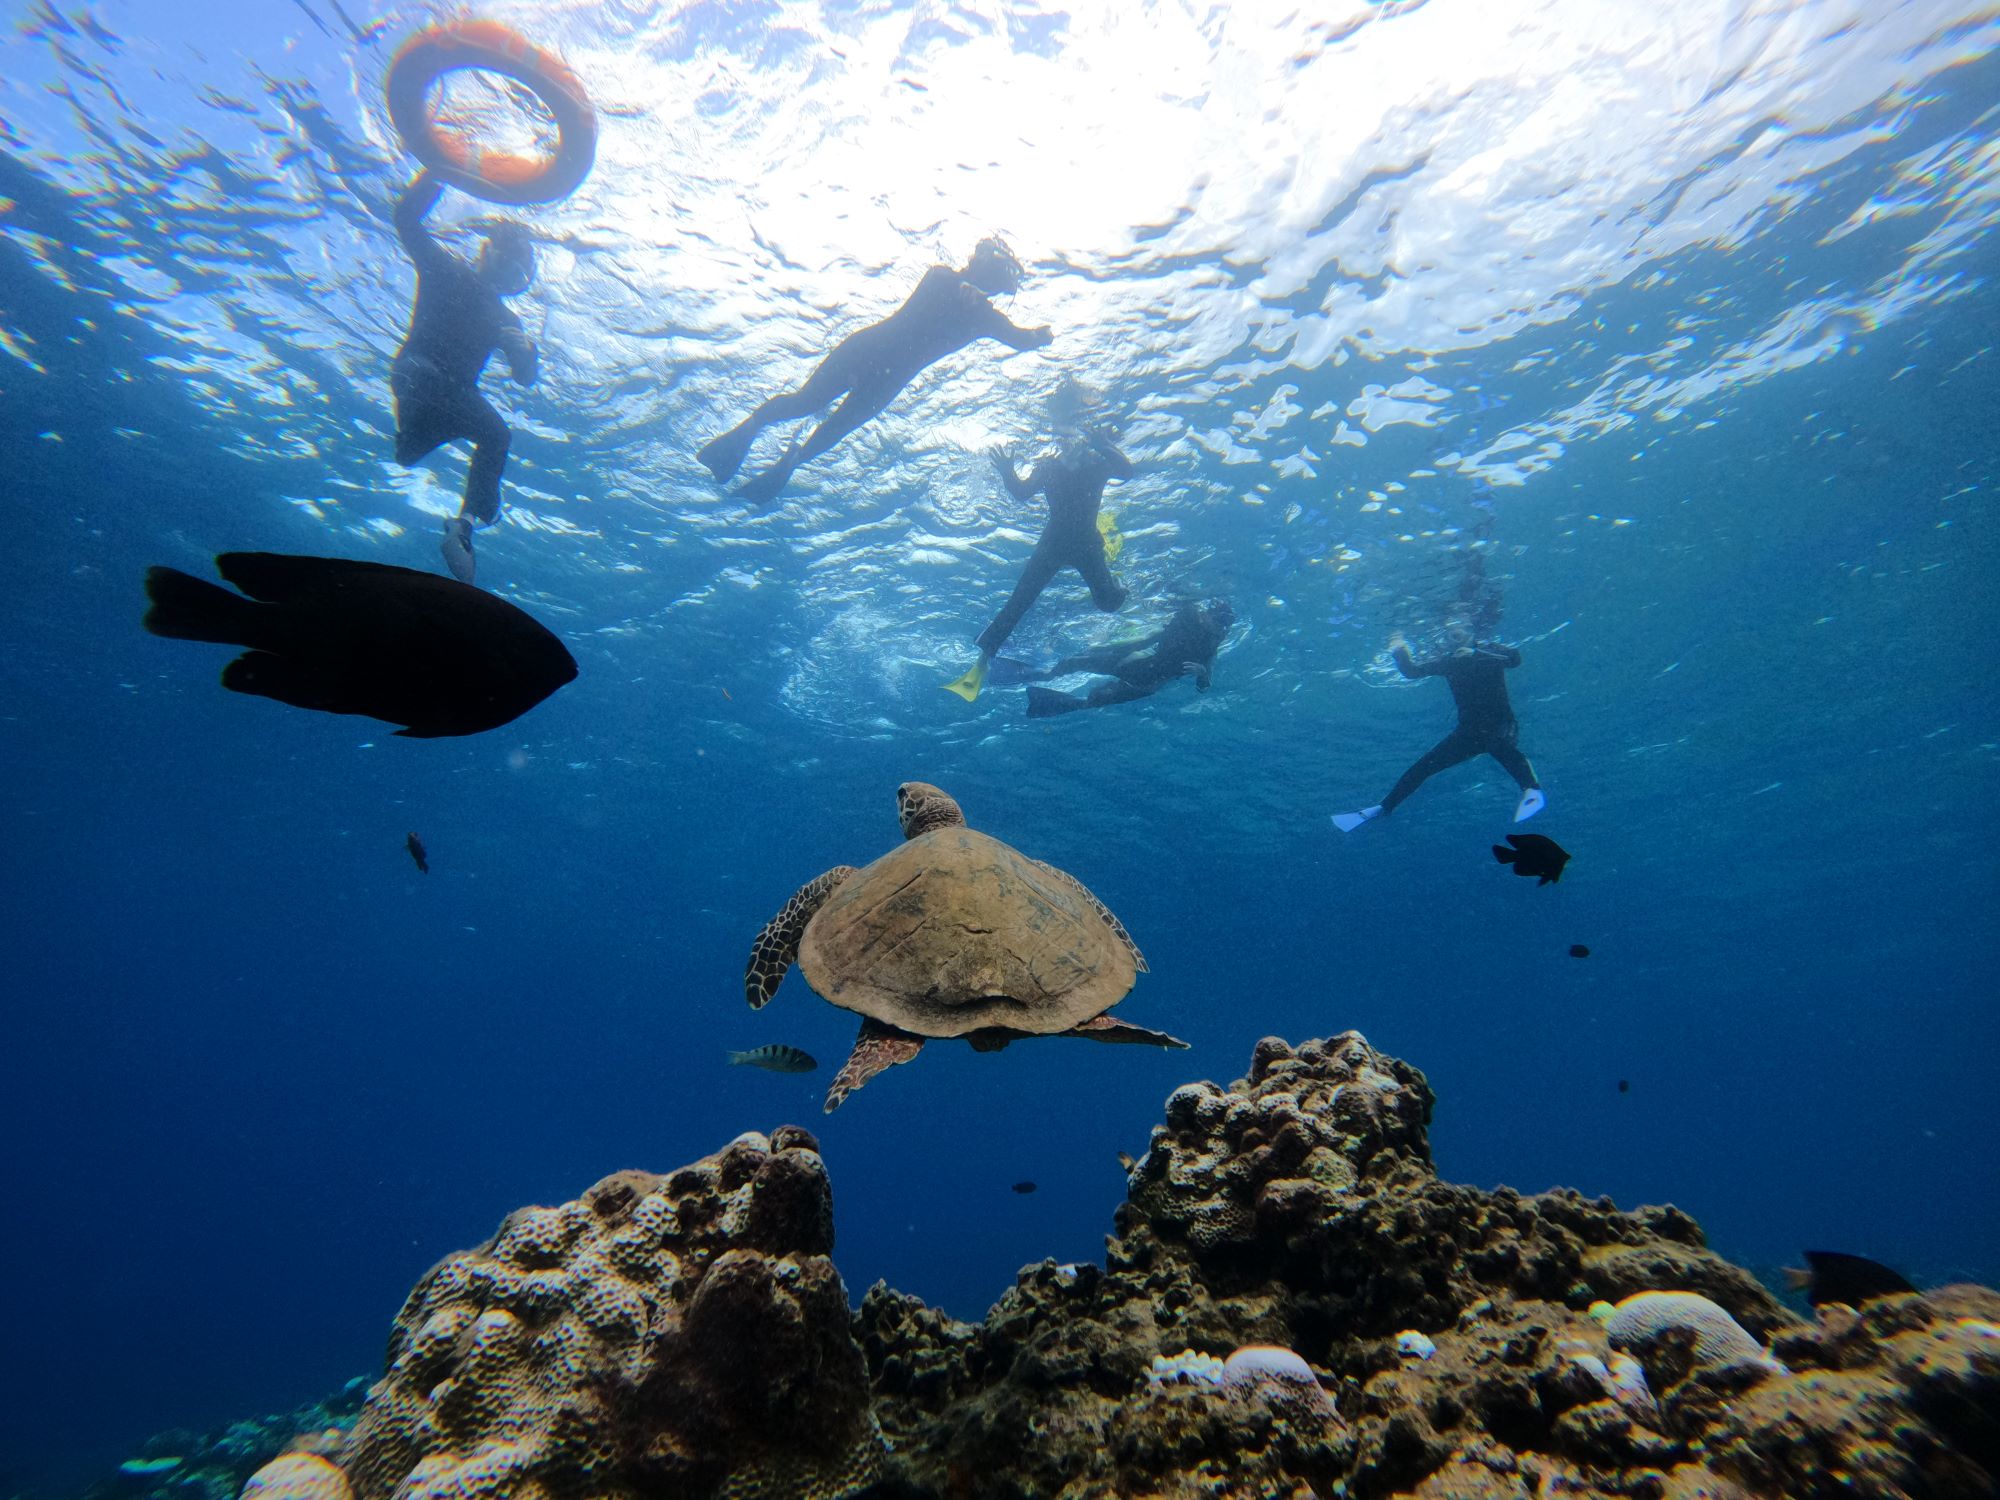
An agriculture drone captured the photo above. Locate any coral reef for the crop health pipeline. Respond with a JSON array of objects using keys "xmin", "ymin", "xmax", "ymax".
[
  {"xmin": 98, "ymin": 1032, "xmax": 1994, "ymax": 1500},
  {"xmin": 854, "ymin": 1032, "xmax": 2000, "ymax": 1498},
  {"xmin": 340, "ymin": 1126, "xmax": 882, "ymax": 1500},
  {"xmin": 78, "ymin": 1380, "xmax": 367, "ymax": 1500}
]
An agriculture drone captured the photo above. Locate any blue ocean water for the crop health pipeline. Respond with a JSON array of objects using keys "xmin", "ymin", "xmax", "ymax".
[{"xmin": 3, "ymin": 0, "xmax": 1997, "ymax": 1489}]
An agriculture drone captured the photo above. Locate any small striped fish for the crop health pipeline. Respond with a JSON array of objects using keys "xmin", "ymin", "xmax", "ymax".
[{"xmin": 726, "ymin": 1044, "xmax": 817, "ymax": 1074}]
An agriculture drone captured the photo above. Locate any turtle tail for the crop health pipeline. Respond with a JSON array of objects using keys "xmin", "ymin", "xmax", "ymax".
[{"xmin": 745, "ymin": 866, "xmax": 856, "ymax": 1008}]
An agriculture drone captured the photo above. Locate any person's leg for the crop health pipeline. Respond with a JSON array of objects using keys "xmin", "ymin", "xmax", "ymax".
[
  {"xmin": 1488, "ymin": 740, "xmax": 1539, "ymax": 793},
  {"xmin": 1074, "ymin": 541, "xmax": 1129, "ymax": 612},
  {"xmin": 1487, "ymin": 739, "xmax": 1545, "ymax": 820},
  {"xmin": 1047, "ymin": 643, "xmax": 1131, "ymax": 677},
  {"xmin": 1380, "ymin": 729, "xmax": 1480, "ymax": 814},
  {"xmin": 1025, "ymin": 685, "xmax": 1090, "ymax": 718},
  {"xmin": 391, "ymin": 364, "xmax": 458, "ymax": 466},
  {"xmin": 458, "ymin": 394, "xmax": 511, "ymax": 526},
  {"xmin": 1083, "ymin": 678, "xmax": 1155, "ymax": 710},
  {"xmin": 705, "ymin": 335, "xmax": 881, "ymax": 486},
  {"xmin": 975, "ymin": 546, "xmax": 1061, "ymax": 656}
]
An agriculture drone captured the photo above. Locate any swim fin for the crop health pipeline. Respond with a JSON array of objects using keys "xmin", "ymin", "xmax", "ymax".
[
  {"xmin": 1026, "ymin": 685, "xmax": 1087, "ymax": 718},
  {"xmin": 1330, "ymin": 806, "xmax": 1382, "ymax": 833},
  {"xmin": 1514, "ymin": 788, "xmax": 1546, "ymax": 822},
  {"xmin": 942, "ymin": 657, "xmax": 989, "ymax": 702},
  {"xmin": 697, "ymin": 425, "xmax": 755, "ymax": 483},
  {"xmin": 440, "ymin": 517, "xmax": 476, "ymax": 585},
  {"xmin": 1097, "ymin": 508, "xmax": 1124, "ymax": 563}
]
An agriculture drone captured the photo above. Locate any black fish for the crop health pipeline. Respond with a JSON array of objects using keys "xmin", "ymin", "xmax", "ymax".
[
  {"xmin": 144, "ymin": 553, "xmax": 576, "ymax": 738},
  {"xmin": 1492, "ymin": 833, "xmax": 1570, "ymax": 885},
  {"xmin": 1617, "ymin": 1079, "xmax": 1630, "ymax": 1093},
  {"xmin": 1786, "ymin": 1250, "xmax": 1918, "ymax": 1308},
  {"xmin": 727, "ymin": 1044, "xmax": 817, "ymax": 1074},
  {"xmin": 1011, "ymin": 1181, "xmax": 1038, "ymax": 1194},
  {"xmin": 406, "ymin": 832, "xmax": 429, "ymax": 874},
  {"xmin": 1569, "ymin": 944, "xmax": 1590, "ymax": 958}
]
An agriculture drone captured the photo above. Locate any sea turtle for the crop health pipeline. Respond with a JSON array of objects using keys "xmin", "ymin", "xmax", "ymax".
[{"xmin": 745, "ymin": 781, "xmax": 1187, "ymax": 1111}]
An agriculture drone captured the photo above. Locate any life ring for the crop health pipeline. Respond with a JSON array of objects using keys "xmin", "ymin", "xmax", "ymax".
[{"xmin": 386, "ymin": 20, "xmax": 596, "ymax": 206}]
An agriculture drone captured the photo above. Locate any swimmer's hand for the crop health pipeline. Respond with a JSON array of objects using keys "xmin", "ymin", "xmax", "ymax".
[
  {"xmin": 1186, "ymin": 662, "xmax": 1211, "ymax": 691},
  {"xmin": 1024, "ymin": 326, "xmax": 1054, "ymax": 350},
  {"xmin": 499, "ymin": 328, "xmax": 538, "ymax": 386}
]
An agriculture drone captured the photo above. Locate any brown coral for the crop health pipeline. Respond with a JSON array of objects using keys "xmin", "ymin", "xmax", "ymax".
[{"xmin": 338, "ymin": 1126, "xmax": 881, "ymax": 1500}]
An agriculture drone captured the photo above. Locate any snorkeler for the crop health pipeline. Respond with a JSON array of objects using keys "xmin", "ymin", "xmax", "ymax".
[
  {"xmin": 697, "ymin": 239, "xmax": 1053, "ymax": 506},
  {"xmin": 390, "ymin": 171, "xmax": 539, "ymax": 585},
  {"xmin": 1331, "ymin": 633, "xmax": 1544, "ymax": 829},
  {"xmin": 1007, "ymin": 597, "xmax": 1236, "ymax": 718},
  {"xmin": 942, "ymin": 427, "xmax": 1134, "ymax": 701}
]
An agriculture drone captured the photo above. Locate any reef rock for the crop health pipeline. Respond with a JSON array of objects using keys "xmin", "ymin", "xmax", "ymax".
[
  {"xmin": 338, "ymin": 1126, "xmax": 882, "ymax": 1500},
  {"xmin": 222, "ymin": 1033, "xmax": 1996, "ymax": 1500},
  {"xmin": 856, "ymin": 1032, "xmax": 2000, "ymax": 1499}
]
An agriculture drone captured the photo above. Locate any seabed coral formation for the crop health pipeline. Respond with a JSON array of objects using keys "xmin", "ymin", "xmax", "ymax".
[{"xmin": 112, "ymin": 1034, "xmax": 2000, "ymax": 1499}]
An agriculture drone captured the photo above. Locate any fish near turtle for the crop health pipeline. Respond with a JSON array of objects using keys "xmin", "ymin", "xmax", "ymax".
[{"xmin": 744, "ymin": 781, "xmax": 1186, "ymax": 1111}]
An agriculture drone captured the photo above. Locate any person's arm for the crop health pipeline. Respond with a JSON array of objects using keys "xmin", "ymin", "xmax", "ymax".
[
  {"xmin": 962, "ymin": 282, "xmax": 1053, "ymax": 351},
  {"xmin": 1391, "ymin": 635, "xmax": 1440, "ymax": 678},
  {"xmin": 989, "ymin": 450, "xmax": 1035, "ymax": 502},
  {"xmin": 496, "ymin": 319, "xmax": 538, "ymax": 386},
  {"xmin": 1091, "ymin": 433, "xmax": 1134, "ymax": 480},
  {"xmin": 393, "ymin": 172, "xmax": 448, "ymax": 271},
  {"xmin": 1481, "ymin": 644, "xmax": 1523, "ymax": 668}
]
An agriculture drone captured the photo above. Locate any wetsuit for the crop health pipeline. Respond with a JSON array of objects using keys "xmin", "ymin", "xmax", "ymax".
[
  {"xmin": 1024, "ymin": 600, "xmax": 1232, "ymax": 718},
  {"xmin": 1379, "ymin": 643, "xmax": 1539, "ymax": 811},
  {"xmin": 976, "ymin": 438, "xmax": 1132, "ymax": 656},
  {"xmin": 699, "ymin": 262, "xmax": 1052, "ymax": 505},
  {"xmin": 390, "ymin": 177, "xmax": 535, "ymax": 527}
]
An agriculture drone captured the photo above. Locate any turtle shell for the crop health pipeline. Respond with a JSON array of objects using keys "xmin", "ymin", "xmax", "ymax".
[{"xmin": 797, "ymin": 826, "xmax": 1137, "ymax": 1037}]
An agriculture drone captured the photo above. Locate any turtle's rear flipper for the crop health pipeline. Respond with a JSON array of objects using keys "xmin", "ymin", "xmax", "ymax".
[
  {"xmin": 825, "ymin": 1019, "xmax": 925, "ymax": 1112},
  {"xmin": 746, "ymin": 865, "xmax": 857, "ymax": 1008},
  {"xmin": 1068, "ymin": 1015, "xmax": 1188, "ymax": 1049}
]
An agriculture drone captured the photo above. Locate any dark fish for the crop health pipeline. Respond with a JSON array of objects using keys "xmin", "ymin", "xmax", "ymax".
[
  {"xmin": 406, "ymin": 832, "xmax": 429, "ymax": 874},
  {"xmin": 1569, "ymin": 944, "xmax": 1591, "ymax": 958},
  {"xmin": 1617, "ymin": 1079, "xmax": 1630, "ymax": 1093},
  {"xmin": 1011, "ymin": 1181, "xmax": 1038, "ymax": 1194},
  {"xmin": 1492, "ymin": 833, "xmax": 1570, "ymax": 885},
  {"xmin": 1785, "ymin": 1250, "xmax": 1918, "ymax": 1308},
  {"xmin": 143, "ymin": 553, "xmax": 576, "ymax": 738},
  {"xmin": 727, "ymin": 1044, "xmax": 817, "ymax": 1074}
]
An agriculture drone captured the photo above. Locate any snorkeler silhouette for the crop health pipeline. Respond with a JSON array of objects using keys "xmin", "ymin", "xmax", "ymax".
[
  {"xmin": 1007, "ymin": 597, "xmax": 1236, "ymax": 718},
  {"xmin": 697, "ymin": 239, "xmax": 1053, "ymax": 507},
  {"xmin": 390, "ymin": 171, "xmax": 538, "ymax": 585},
  {"xmin": 942, "ymin": 426, "xmax": 1132, "ymax": 701},
  {"xmin": 1331, "ymin": 632, "xmax": 1544, "ymax": 829}
]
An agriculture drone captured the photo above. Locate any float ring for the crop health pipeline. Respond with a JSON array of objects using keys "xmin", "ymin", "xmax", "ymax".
[{"xmin": 386, "ymin": 21, "xmax": 596, "ymax": 206}]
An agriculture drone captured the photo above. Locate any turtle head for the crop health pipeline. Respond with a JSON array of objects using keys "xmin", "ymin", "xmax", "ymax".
[{"xmin": 897, "ymin": 782, "xmax": 965, "ymax": 839}]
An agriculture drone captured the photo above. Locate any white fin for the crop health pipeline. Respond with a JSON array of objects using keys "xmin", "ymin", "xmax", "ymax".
[
  {"xmin": 1331, "ymin": 806, "xmax": 1382, "ymax": 833},
  {"xmin": 1514, "ymin": 788, "xmax": 1546, "ymax": 822},
  {"xmin": 441, "ymin": 518, "xmax": 476, "ymax": 585}
]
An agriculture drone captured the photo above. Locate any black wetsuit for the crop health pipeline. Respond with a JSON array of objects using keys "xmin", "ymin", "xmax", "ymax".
[
  {"xmin": 977, "ymin": 439, "xmax": 1132, "ymax": 656},
  {"xmin": 1379, "ymin": 643, "xmax": 1539, "ymax": 811},
  {"xmin": 700, "ymin": 264, "xmax": 1051, "ymax": 505},
  {"xmin": 391, "ymin": 178, "xmax": 535, "ymax": 525},
  {"xmin": 1024, "ymin": 601, "xmax": 1231, "ymax": 718}
]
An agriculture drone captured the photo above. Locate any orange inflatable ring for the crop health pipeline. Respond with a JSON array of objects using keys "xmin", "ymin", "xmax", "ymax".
[{"xmin": 386, "ymin": 20, "xmax": 596, "ymax": 206}]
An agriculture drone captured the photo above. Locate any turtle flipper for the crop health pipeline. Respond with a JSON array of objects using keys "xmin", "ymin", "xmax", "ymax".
[
  {"xmin": 1036, "ymin": 860, "xmax": 1148, "ymax": 972},
  {"xmin": 746, "ymin": 865, "xmax": 857, "ymax": 1009},
  {"xmin": 1068, "ymin": 1014, "xmax": 1188, "ymax": 1048},
  {"xmin": 825, "ymin": 1018, "xmax": 925, "ymax": 1113}
]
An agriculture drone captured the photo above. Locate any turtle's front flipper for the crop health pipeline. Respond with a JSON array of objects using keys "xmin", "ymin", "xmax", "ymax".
[
  {"xmin": 825, "ymin": 1018, "xmax": 926, "ymax": 1113},
  {"xmin": 1036, "ymin": 860, "xmax": 1148, "ymax": 972},
  {"xmin": 1068, "ymin": 1014, "xmax": 1188, "ymax": 1049},
  {"xmin": 746, "ymin": 865, "xmax": 857, "ymax": 1009}
]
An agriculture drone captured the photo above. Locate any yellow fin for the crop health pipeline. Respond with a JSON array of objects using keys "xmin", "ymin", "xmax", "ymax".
[
  {"xmin": 1097, "ymin": 508, "xmax": 1124, "ymax": 563},
  {"xmin": 942, "ymin": 657, "xmax": 988, "ymax": 702}
]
